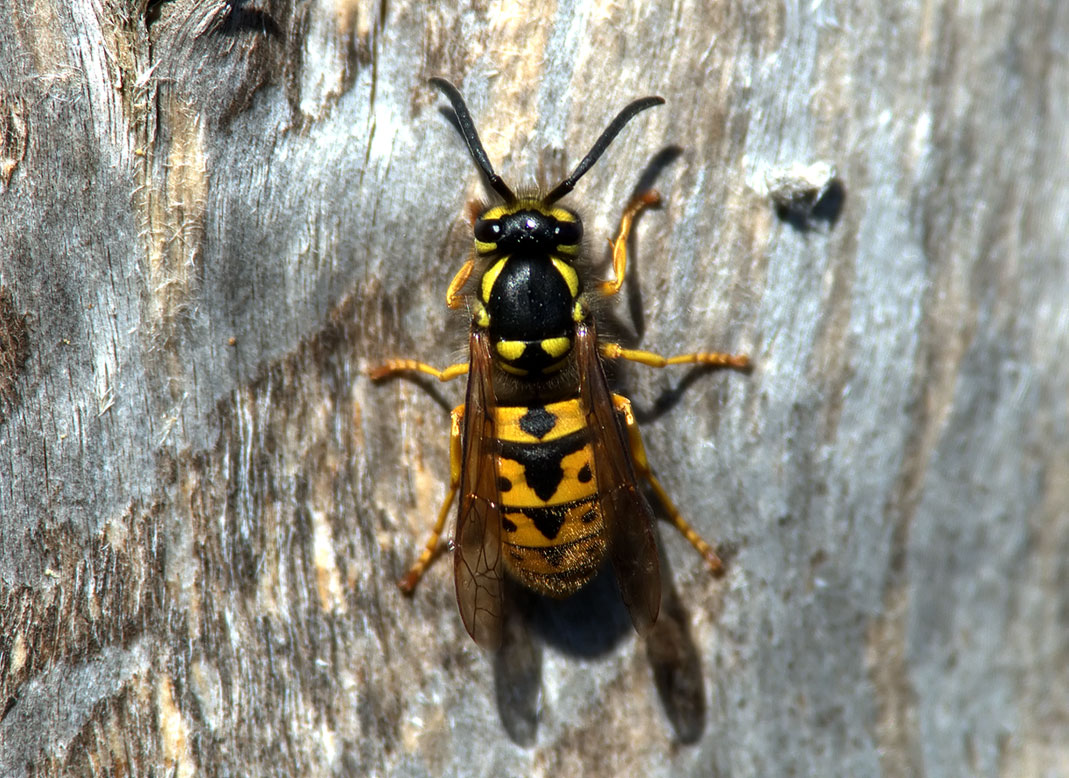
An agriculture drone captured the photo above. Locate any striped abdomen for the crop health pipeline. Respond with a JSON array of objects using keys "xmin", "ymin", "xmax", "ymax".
[{"xmin": 492, "ymin": 397, "xmax": 606, "ymax": 598}]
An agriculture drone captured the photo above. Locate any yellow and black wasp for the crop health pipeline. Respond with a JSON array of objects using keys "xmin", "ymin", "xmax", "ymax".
[{"xmin": 371, "ymin": 78, "xmax": 750, "ymax": 649}]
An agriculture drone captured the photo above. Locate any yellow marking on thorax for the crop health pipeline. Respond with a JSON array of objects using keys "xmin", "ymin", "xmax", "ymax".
[
  {"xmin": 540, "ymin": 336, "xmax": 571, "ymax": 359},
  {"xmin": 551, "ymin": 258, "xmax": 580, "ymax": 297},
  {"xmin": 495, "ymin": 339, "xmax": 526, "ymax": 361},
  {"xmin": 498, "ymin": 362, "xmax": 529, "ymax": 376},
  {"xmin": 481, "ymin": 257, "xmax": 507, "ymax": 303}
]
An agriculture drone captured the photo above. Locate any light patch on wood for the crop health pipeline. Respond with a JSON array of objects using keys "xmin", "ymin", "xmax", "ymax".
[
  {"xmin": 171, "ymin": 462, "xmax": 204, "ymax": 636},
  {"xmin": 188, "ymin": 658, "xmax": 223, "ymax": 733},
  {"xmin": 400, "ymin": 705, "xmax": 451, "ymax": 769},
  {"xmin": 404, "ymin": 432, "xmax": 445, "ymax": 535},
  {"xmin": 103, "ymin": 506, "xmax": 131, "ymax": 551},
  {"xmin": 10, "ymin": 631, "xmax": 27, "ymax": 675},
  {"xmin": 298, "ymin": 0, "xmax": 373, "ymax": 119},
  {"xmin": 349, "ymin": 395, "xmax": 365, "ymax": 452},
  {"xmin": 0, "ymin": 92, "xmax": 27, "ymax": 187},
  {"xmin": 317, "ymin": 721, "xmax": 341, "ymax": 771},
  {"xmin": 143, "ymin": 100, "xmax": 208, "ymax": 354},
  {"xmin": 311, "ymin": 508, "xmax": 346, "ymax": 613},
  {"xmin": 335, "ymin": 0, "xmax": 369, "ymax": 41},
  {"xmin": 156, "ymin": 675, "xmax": 197, "ymax": 778},
  {"xmin": 257, "ymin": 501, "xmax": 282, "ymax": 615},
  {"xmin": 480, "ymin": 0, "xmax": 556, "ymax": 163},
  {"xmin": 763, "ymin": 161, "xmax": 838, "ymax": 210},
  {"xmin": 11, "ymin": 0, "xmax": 71, "ymax": 75},
  {"xmin": 1001, "ymin": 740, "xmax": 1069, "ymax": 777}
]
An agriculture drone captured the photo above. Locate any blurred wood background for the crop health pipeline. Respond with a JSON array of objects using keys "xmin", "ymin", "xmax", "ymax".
[{"xmin": 1, "ymin": 0, "xmax": 1066, "ymax": 775}]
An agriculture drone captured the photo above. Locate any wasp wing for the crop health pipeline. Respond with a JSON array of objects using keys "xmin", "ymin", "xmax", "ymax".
[
  {"xmin": 576, "ymin": 320, "xmax": 661, "ymax": 633},
  {"xmin": 453, "ymin": 328, "xmax": 505, "ymax": 650}
]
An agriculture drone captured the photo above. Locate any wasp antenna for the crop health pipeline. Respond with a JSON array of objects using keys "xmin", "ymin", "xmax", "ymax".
[
  {"xmin": 546, "ymin": 96, "xmax": 664, "ymax": 204},
  {"xmin": 430, "ymin": 78, "xmax": 517, "ymax": 203}
]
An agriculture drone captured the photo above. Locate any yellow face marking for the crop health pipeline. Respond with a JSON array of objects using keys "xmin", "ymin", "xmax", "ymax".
[
  {"xmin": 549, "ymin": 207, "xmax": 576, "ymax": 223},
  {"xmin": 475, "ymin": 239, "xmax": 496, "ymax": 254},
  {"xmin": 551, "ymin": 258, "xmax": 580, "ymax": 297},
  {"xmin": 495, "ymin": 339, "xmax": 526, "ymax": 362},
  {"xmin": 481, "ymin": 257, "xmax": 507, "ymax": 304},
  {"xmin": 540, "ymin": 336, "xmax": 571, "ymax": 359}
]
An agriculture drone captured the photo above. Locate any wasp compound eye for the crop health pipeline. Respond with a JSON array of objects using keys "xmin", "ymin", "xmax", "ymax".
[
  {"xmin": 474, "ymin": 219, "xmax": 501, "ymax": 243},
  {"xmin": 554, "ymin": 219, "xmax": 582, "ymax": 245}
]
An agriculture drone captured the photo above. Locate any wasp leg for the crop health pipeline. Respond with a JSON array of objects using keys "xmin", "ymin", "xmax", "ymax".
[
  {"xmin": 446, "ymin": 259, "xmax": 474, "ymax": 309},
  {"xmin": 398, "ymin": 404, "xmax": 465, "ymax": 592},
  {"xmin": 600, "ymin": 342, "xmax": 750, "ymax": 371},
  {"xmin": 599, "ymin": 190, "xmax": 662, "ymax": 297},
  {"xmin": 612, "ymin": 394, "xmax": 724, "ymax": 576},
  {"xmin": 367, "ymin": 359, "xmax": 469, "ymax": 382}
]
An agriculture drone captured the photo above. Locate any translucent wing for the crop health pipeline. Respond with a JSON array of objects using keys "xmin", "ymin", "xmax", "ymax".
[
  {"xmin": 453, "ymin": 328, "xmax": 505, "ymax": 649},
  {"xmin": 575, "ymin": 320, "xmax": 661, "ymax": 632}
]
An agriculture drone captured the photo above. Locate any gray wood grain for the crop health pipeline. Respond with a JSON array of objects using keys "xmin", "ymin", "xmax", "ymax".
[{"xmin": 1, "ymin": 0, "xmax": 1066, "ymax": 775}]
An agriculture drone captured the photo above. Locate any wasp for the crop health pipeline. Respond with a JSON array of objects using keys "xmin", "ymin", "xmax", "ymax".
[{"xmin": 370, "ymin": 78, "xmax": 750, "ymax": 649}]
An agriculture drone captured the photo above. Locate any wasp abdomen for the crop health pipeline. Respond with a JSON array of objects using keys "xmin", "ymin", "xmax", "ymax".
[{"xmin": 493, "ymin": 399, "xmax": 607, "ymax": 597}]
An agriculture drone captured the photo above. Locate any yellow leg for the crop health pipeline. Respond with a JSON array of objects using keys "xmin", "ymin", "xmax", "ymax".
[
  {"xmin": 612, "ymin": 395, "xmax": 724, "ymax": 576},
  {"xmin": 445, "ymin": 259, "xmax": 474, "ymax": 309},
  {"xmin": 601, "ymin": 342, "xmax": 750, "ymax": 371},
  {"xmin": 367, "ymin": 359, "xmax": 469, "ymax": 382},
  {"xmin": 399, "ymin": 405, "xmax": 465, "ymax": 592},
  {"xmin": 599, "ymin": 190, "xmax": 662, "ymax": 297}
]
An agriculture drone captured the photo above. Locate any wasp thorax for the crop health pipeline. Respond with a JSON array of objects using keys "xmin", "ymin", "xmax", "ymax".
[
  {"xmin": 474, "ymin": 206, "xmax": 582, "ymax": 256},
  {"xmin": 473, "ymin": 203, "xmax": 585, "ymax": 378}
]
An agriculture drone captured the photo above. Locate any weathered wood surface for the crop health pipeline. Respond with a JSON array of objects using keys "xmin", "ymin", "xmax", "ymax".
[{"xmin": 1, "ymin": 1, "xmax": 1066, "ymax": 775}]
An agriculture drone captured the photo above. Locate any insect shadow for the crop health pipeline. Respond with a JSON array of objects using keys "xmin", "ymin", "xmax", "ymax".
[
  {"xmin": 774, "ymin": 176, "xmax": 846, "ymax": 231},
  {"xmin": 596, "ymin": 144, "xmax": 684, "ymax": 346},
  {"xmin": 630, "ymin": 362, "xmax": 753, "ymax": 426},
  {"xmin": 370, "ymin": 372, "xmax": 457, "ymax": 415},
  {"xmin": 492, "ymin": 525, "xmax": 708, "ymax": 746},
  {"xmin": 598, "ymin": 144, "xmax": 753, "ymax": 426}
]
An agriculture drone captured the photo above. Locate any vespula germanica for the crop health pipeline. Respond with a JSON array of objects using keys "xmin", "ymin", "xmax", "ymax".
[{"xmin": 371, "ymin": 78, "xmax": 750, "ymax": 649}]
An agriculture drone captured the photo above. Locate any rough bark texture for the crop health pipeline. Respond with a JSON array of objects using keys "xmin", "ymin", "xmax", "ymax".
[{"xmin": 1, "ymin": 1, "xmax": 1066, "ymax": 776}]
